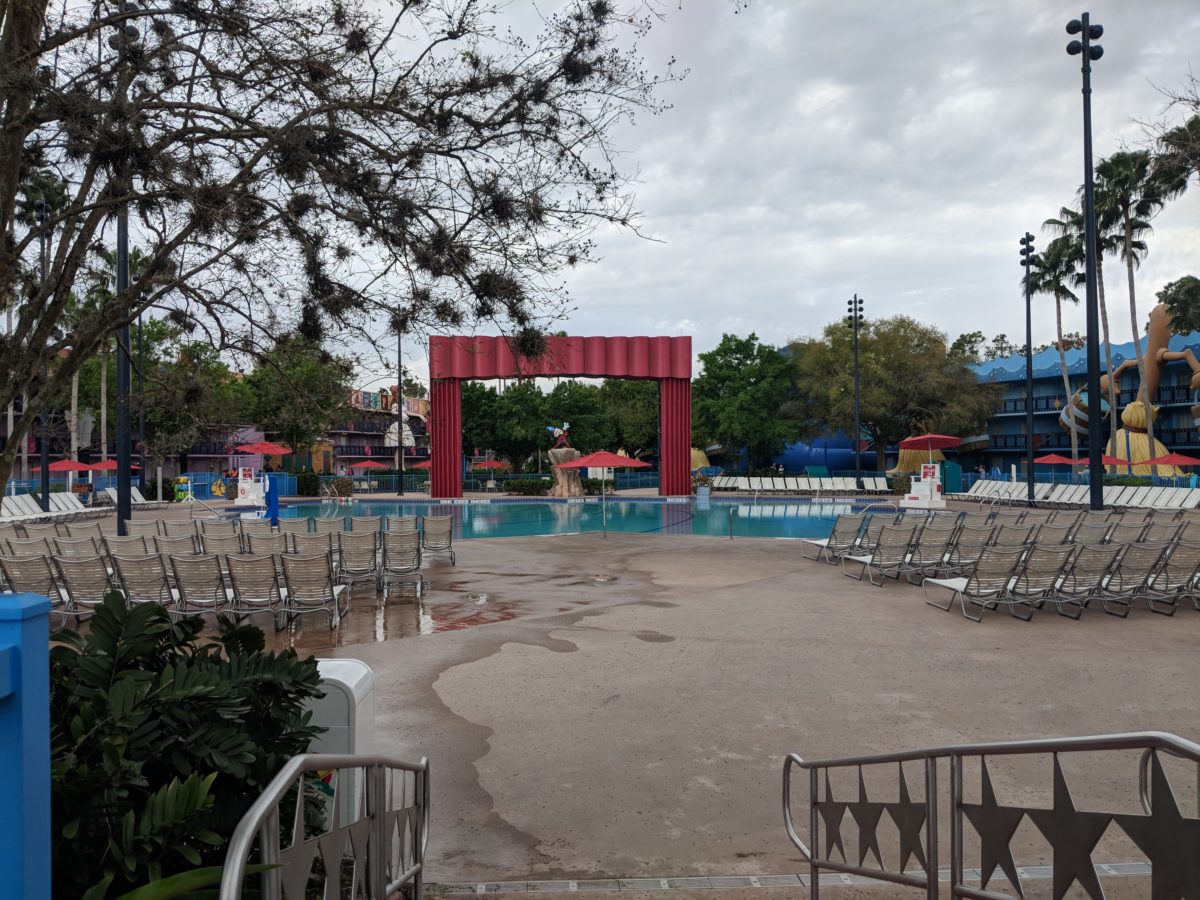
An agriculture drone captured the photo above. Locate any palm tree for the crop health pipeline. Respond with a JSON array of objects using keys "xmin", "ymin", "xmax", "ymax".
[
  {"xmin": 1029, "ymin": 237, "xmax": 1082, "ymax": 462},
  {"xmin": 1043, "ymin": 206, "xmax": 1120, "ymax": 453},
  {"xmin": 1095, "ymin": 150, "xmax": 1188, "ymax": 467}
]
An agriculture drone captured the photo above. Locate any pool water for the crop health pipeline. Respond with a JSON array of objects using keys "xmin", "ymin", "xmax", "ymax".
[{"xmin": 280, "ymin": 499, "xmax": 864, "ymax": 539}]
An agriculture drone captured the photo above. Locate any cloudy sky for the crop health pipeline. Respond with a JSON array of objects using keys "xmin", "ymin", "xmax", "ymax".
[{"xmin": 388, "ymin": 0, "xmax": 1200, "ymax": 385}]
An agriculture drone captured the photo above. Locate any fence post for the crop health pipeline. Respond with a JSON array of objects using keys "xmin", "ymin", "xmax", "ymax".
[{"xmin": 0, "ymin": 593, "xmax": 51, "ymax": 900}]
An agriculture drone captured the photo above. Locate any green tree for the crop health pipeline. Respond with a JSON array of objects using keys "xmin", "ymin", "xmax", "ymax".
[
  {"xmin": 247, "ymin": 337, "xmax": 353, "ymax": 464},
  {"xmin": 1, "ymin": 0, "xmax": 675, "ymax": 492},
  {"xmin": 143, "ymin": 341, "xmax": 254, "ymax": 473},
  {"xmin": 544, "ymin": 381, "xmax": 616, "ymax": 452},
  {"xmin": 599, "ymin": 379, "xmax": 659, "ymax": 456},
  {"xmin": 1028, "ymin": 236, "xmax": 1083, "ymax": 462},
  {"xmin": 692, "ymin": 334, "xmax": 800, "ymax": 468},
  {"xmin": 461, "ymin": 381, "xmax": 501, "ymax": 458},
  {"xmin": 948, "ymin": 331, "xmax": 986, "ymax": 365},
  {"xmin": 1158, "ymin": 275, "xmax": 1200, "ymax": 333},
  {"xmin": 491, "ymin": 382, "xmax": 549, "ymax": 469},
  {"xmin": 982, "ymin": 334, "xmax": 1019, "ymax": 362},
  {"xmin": 790, "ymin": 317, "xmax": 997, "ymax": 457}
]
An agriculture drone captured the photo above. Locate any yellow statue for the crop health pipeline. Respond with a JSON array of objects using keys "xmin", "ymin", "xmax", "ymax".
[{"xmin": 1065, "ymin": 302, "xmax": 1200, "ymax": 475}]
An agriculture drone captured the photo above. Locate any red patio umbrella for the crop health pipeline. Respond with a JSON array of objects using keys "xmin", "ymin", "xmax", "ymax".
[
  {"xmin": 554, "ymin": 451, "xmax": 651, "ymax": 536},
  {"xmin": 471, "ymin": 459, "xmax": 511, "ymax": 469},
  {"xmin": 553, "ymin": 450, "xmax": 652, "ymax": 470},
  {"xmin": 411, "ymin": 460, "xmax": 432, "ymax": 469},
  {"xmin": 1142, "ymin": 452, "xmax": 1200, "ymax": 467},
  {"xmin": 1101, "ymin": 454, "xmax": 1130, "ymax": 468},
  {"xmin": 234, "ymin": 441, "xmax": 292, "ymax": 456},
  {"xmin": 349, "ymin": 460, "xmax": 388, "ymax": 470},
  {"xmin": 89, "ymin": 459, "xmax": 140, "ymax": 471},
  {"xmin": 34, "ymin": 460, "xmax": 93, "ymax": 473},
  {"xmin": 898, "ymin": 433, "xmax": 962, "ymax": 451},
  {"xmin": 1033, "ymin": 454, "xmax": 1082, "ymax": 465}
]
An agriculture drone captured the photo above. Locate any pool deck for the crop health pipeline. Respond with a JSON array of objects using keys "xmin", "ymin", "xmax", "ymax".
[{"xmin": 115, "ymin": 503, "xmax": 1198, "ymax": 896}]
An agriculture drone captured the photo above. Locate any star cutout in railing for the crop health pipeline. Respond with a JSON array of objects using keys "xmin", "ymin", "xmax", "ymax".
[
  {"xmin": 885, "ymin": 764, "xmax": 927, "ymax": 874},
  {"xmin": 960, "ymin": 759, "xmax": 1027, "ymax": 895},
  {"xmin": 1115, "ymin": 750, "xmax": 1200, "ymax": 898},
  {"xmin": 815, "ymin": 769, "xmax": 848, "ymax": 862},
  {"xmin": 847, "ymin": 767, "xmax": 886, "ymax": 869},
  {"xmin": 1027, "ymin": 756, "xmax": 1112, "ymax": 900}
]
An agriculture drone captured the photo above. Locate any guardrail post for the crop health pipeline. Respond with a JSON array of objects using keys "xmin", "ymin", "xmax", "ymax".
[
  {"xmin": 809, "ymin": 767, "xmax": 819, "ymax": 900},
  {"xmin": 924, "ymin": 757, "xmax": 937, "ymax": 900},
  {"xmin": 949, "ymin": 753, "xmax": 963, "ymax": 893},
  {"xmin": 0, "ymin": 593, "xmax": 51, "ymax": 900},
  {"xmin": 369, "ymin": 764, "xmax": 387, "ymax": 898}
]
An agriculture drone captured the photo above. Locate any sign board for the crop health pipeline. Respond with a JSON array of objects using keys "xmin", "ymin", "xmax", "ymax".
[{"xmin": 921, "ymin": 463, "xmax": 939, "ymax": 482}]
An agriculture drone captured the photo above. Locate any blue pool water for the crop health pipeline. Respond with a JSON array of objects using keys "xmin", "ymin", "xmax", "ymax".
[{"xmin": 279, "ymin": 499, "xmax": 864, "ymax": 539}]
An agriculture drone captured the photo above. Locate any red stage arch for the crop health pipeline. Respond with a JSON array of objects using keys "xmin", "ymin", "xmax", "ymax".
[{"xmin": 428, "ymin": 335, "xmax": 692, "ymax": 497}]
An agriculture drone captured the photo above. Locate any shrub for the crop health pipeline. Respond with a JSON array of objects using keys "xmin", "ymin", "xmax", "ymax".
[
  {"xmin": 296, "ymin": 471, "xmax": 320, "ymax": 496},
  {"xmin": 51, "ymin": 595, "xmax": 324, "ymax": 898},
  {"xmin": 331, "ymin": 476, "xmax": 354, "ymax": 497},
  {"xmin": 1105, "ymin": 475, "xmax": 1152, "ymax": 487},
  {"xmin": 890, "ymin": 474, "xmax": 911, "ymax": 495},
  {"xmin": 506, "ymin": 478, "xmax": 551, "ymax": 496},
  {"xmin": 580, "ymin": 477, "xmax": 614, "ymax": 495},
  {"xmin": 691, "ymin": 473, "xmax": 713, "ymax": 492}
]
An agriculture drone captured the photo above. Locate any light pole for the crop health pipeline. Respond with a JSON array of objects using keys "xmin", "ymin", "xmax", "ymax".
[
  {"xmin": 137, "ymin": 309, "xmax": 145, "ymax": 491},
  {"xmin": 396, "ymin": 329, "xmax": 405, "ymax": 496},
  {"xmin": 36, "ymin": 199, "xmax": 50, "ymax": 511},
  {"xmin": 846, "ymin": 294, "xmax": 864, "ymax": 490},
  {"xmin": 1020, "ymin": 233, "xmax": 1038, "ymax": 504},
  {"xmin": 109, "ymin": 2, "xmax": 141, "ymax": 534},
  {"xmin": 1066, "ymin": 13, "xmax": 1105, "ymax": 511}
]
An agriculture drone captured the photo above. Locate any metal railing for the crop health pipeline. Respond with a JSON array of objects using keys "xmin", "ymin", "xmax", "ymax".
[
  {"xmin": 219, "ymin": 753, "xmax": 430, "ymax": 900},
  {"xmin": 783, "ymin": 731, "xmax": 1200, "ymax": 899}
]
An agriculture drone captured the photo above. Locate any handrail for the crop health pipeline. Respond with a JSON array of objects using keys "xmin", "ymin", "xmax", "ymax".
[
  {"xmin": 786, "ymin": 730, "xmax": 1200, "ymax": 770},
  {"xmin": 219, "ymin": 752, "xmax": 430, "ymax": 900},
  {"xmin": 783, "ymin": 731, "xmax": 1200, "ymax": 899},
  {"xmin": 188, "ymin": 497, "xmax": 226, "ymax": 519}
]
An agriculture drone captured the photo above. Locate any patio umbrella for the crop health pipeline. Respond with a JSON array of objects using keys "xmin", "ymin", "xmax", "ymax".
[
  {"xmin": 554, "ymin": 451, "xmax": 651, "ymax": 536},
  {"xmin": 471, "ymin": 459, "xmax": 510, "ymax": 469},
  {"xmin": 1033, "ymin": 454, "xmax": 1082, "ymax": 465},
  {"xmin": 89, "ymin": 459, "xmax": 140, "ymax": 471},
  {"xmin": 34, "ymin": 460, "xmax": 93, "ymax": 473},
  {"xmin": 349, "ymin": 460, "xmax": 388, "ymax": 470},
  {"xmin": 235, "ymin": 441, "xmax": 292, "ymax": 456},
  {"xmin": 411, "ymin": 459, "xmax": 432, "ymax": 469},
  {"xmin": 898, "ymin": 433, "xmax": 962, "ymax": 451},
  {"xmin": 1142, "ymin": 452, "xmax": 1200, "ymax": 467}
]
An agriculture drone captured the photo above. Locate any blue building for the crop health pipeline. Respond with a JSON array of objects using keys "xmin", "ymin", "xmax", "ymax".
[{"xmin": 972, "ymin": 333, "xmax": 1200, "ymax": 472}]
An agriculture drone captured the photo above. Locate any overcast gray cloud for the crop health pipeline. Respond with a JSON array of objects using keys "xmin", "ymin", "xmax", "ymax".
[{"xmin": 538, "ymin": 0, "xmax": 1200, "ymax": 370}]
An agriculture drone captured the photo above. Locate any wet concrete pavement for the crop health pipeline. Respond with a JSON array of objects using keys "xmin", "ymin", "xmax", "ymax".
[
  {"xmin": 293, "ymin": 531, "xmax": 1200, "ymax": 895},
  {"xmin": 101, "ymin": 506, "xmax": 1199, "ymax": 896}
]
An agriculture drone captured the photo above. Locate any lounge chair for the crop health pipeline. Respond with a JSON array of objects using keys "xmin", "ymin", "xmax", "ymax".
[
  {"xmin": 842, "ymin": 524, "xmax": 918, "ymax": 585},
  {"xmin": 897, "ymin": 523, "xmax": 958, "ymax": 583},
  {"xmin": 279, "ymin": 516, "xmax": 312, "ymax": 535},
  {"xmin": 281, "ymin": 552, "xmax": 348, "ymax": 629},
  {"xmin": 382, "ymin": 531, "xmax": 422, "ymax": 600},
  {"xmin": 170, "ymin": 554, "xmax": 231, "ymax": 619},
  {"xmin": 421, "ymin": 516, "xmax": 456, "ymax": 565},
  {"xmin": 923, "ymin": 546, "xmax": 1026, "ymax": 622},
  {"xmin": 943, "ymin": 524, "xmax": 995, "ymax": 575},
  {"xmin": 1006, "ymin": 543, "xmax": 1078, "ymax": 620},
  {"xmin": 799, "ymin": 513, "xmax": 864, "ymax": 563},
  {"xmin": 338, "ymin": 531, "xmax": 380, "ymax": 588},
  {"xmin": 226, "ymin": 554, "xmax": 286, "ymax": 630},
  {"xmin": 1094, "ymin": 543, "xmax": 1169, "ymax": 617},
  {"xmin": 1138, "ymin": 541, "xmax": 1200, "ymax": 616}
]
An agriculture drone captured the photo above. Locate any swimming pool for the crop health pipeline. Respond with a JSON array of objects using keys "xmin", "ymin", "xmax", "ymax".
[{"xmin": 279, "ymin": 498, "xmax": 871, "ymax": 539}]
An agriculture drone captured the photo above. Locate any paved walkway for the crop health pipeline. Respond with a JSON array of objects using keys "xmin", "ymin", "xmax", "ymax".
[{"xmin": 289, "ymin": 531, "xmax": 1200, "ymax": 895}]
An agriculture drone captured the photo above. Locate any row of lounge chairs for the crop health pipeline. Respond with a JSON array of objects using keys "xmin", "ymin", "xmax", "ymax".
[
  {"xmin": 946, "ymin": 480, "xmax": 1200, "ymax": 510},
  {"xmin": 0, "ymin": 516, "xmax": 454, "ymax": 629},
  {"xmin": 101, "ymin": 485, "xmax": 171, "ymax": 510},
  {"xmin": 803, "ymin": 508, "xmax": 1200, "ymax": 620},
  {"xmin": 0, "ymin": 492, "xmax": 109, "ymax": 524},
  {"xmin": 711, "ymin": 476, "xmax": 891, "ymax": 494}
]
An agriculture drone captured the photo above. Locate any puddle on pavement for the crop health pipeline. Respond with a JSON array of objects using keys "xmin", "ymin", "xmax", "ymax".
[{"xmin": 263, "ymin": 578, "xmax": 594, "ymax": 656}]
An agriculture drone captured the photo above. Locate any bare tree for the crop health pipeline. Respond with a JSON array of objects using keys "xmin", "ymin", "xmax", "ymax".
[{"xmin": 0, "ymin": 0, "xmax": 676, "ymax": 487}]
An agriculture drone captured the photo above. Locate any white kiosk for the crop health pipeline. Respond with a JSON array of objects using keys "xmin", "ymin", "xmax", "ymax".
[{"xmin": 900, "ymin": 462, "xmax": 946, "ymax": 510}]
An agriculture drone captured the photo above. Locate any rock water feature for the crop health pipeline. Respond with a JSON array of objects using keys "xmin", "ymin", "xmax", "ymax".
[{"xmin": 548, "ymin": 447, "xmax": 584, "ymax": 498}]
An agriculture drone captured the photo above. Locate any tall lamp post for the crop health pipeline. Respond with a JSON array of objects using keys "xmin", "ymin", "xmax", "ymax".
[
  {"xmin": 1019, "ymin": 234, "xmax": 1038, "ymax": 504},
  {"xmin": 1066, "ymin": 13, "xmax": 1105, "ymax": 511},
  {"xmin": 396, "ymin": 329, "xmax": 405, "ymax": 496},
  {"xmin": 846, "ymin": 294, "xmax": 864, "ymax": 490},
  {"xmin": 36, "ymin": 199, "xmax": 50, "ymax": 511},
  {"xmin": 110, "ymin": 3, "xmax": 141, "ymax": 534}
]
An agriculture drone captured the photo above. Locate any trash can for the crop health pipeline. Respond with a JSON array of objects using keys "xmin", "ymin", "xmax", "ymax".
[{"xmin": 305, "ymin": 659, "xmax": 376, "ymax": 821}]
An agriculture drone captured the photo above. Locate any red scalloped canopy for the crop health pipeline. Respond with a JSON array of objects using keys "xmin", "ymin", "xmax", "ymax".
[{"xmin": 429, "ymin": 335, "xmax": 692, "ymax": 380}]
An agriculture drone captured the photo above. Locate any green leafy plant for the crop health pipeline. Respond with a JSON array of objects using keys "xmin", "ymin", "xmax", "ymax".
[
  {"xmin": 890, "ymin": 474, "xmax": 911, "ymax": 495},
  {"xmin": 51, "ymin": 594, "xmax": 324, "ymax": 899},
  {"xmin": 580, "ymin": 477, "xmax": 614, "ymax": 496},
  {"xmin": 296, "ymin": 471, "xmax": 321, "ymax": 496},
  {"xmin": 506, "ymin": 478, "xmax": 552, "ymax": 496}
]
